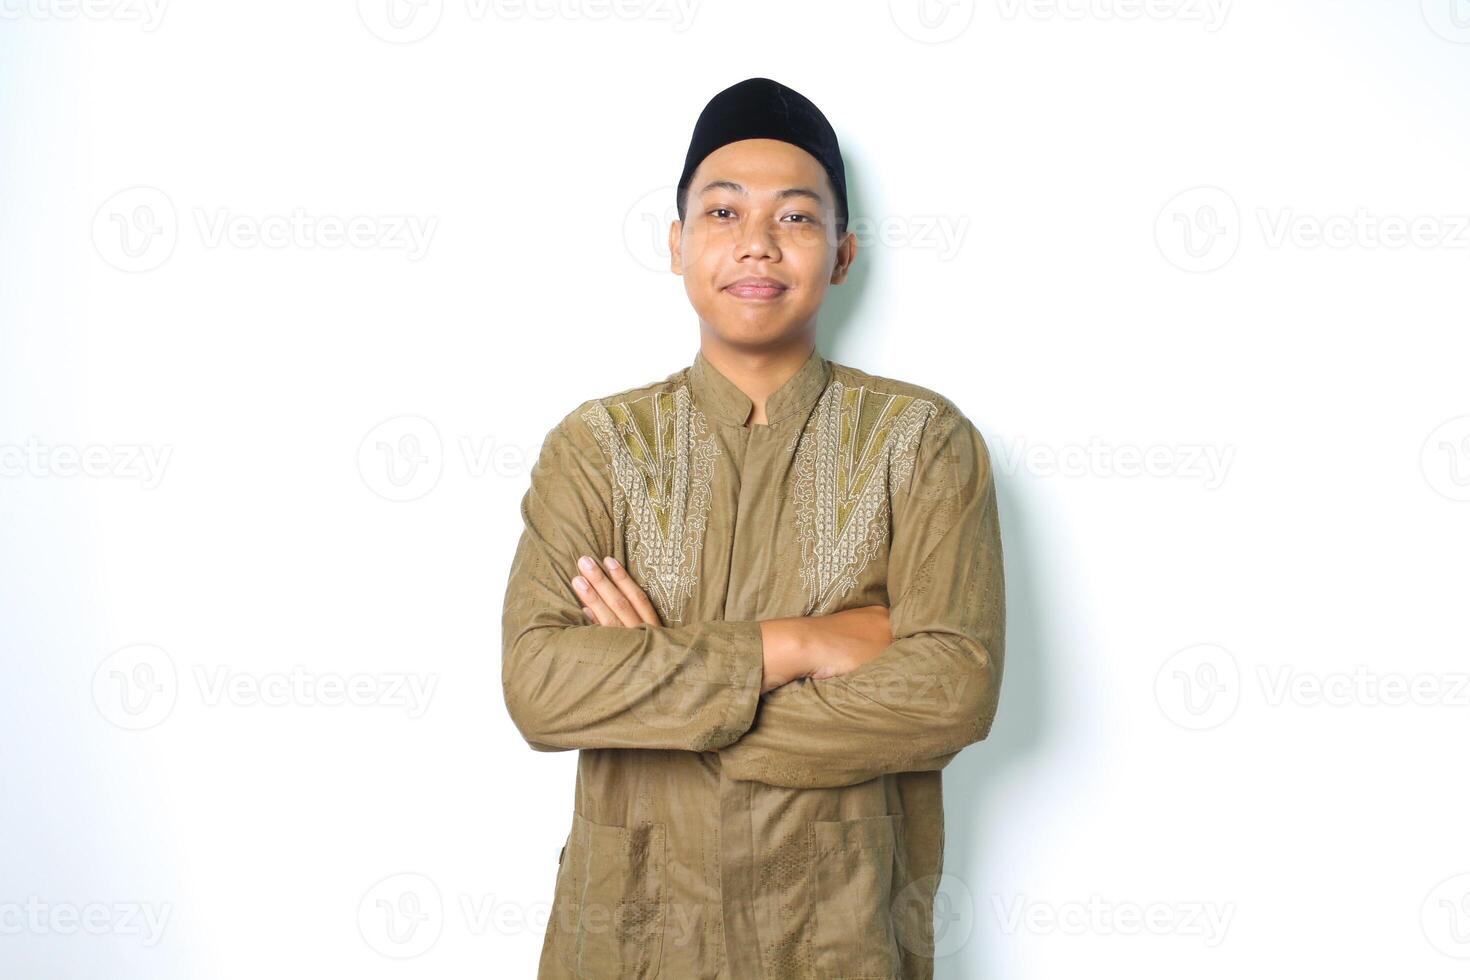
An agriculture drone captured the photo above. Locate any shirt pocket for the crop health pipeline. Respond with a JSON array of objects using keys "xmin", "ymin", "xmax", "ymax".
[
  {"xmin": 810, "ymin": 813, "xmax": 906, "ymax": 979},
  {"xmin": 556, "ymin": 812, "xmax": 667, "ymax": 979}
]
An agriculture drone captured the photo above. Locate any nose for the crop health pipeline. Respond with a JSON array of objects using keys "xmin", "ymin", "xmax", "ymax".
[{"xmin": 735, "ymin": 217, "xmax": 781, "ymax": 263}]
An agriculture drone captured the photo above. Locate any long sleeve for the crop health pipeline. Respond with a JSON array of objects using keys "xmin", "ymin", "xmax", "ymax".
[
  {"xmin": 717, "ymin": 404, "xmax": 1006, "ymax": 789},
  {"xmin": 500, "ymin": 403, "xmax": 767, "ymax": 754}
]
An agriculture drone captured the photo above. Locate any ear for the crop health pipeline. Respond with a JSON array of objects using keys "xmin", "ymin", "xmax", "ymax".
[
  {"xmin": 669, "ymin": 219, "xmax": 683, "ymax": 275},
  {"xmin": 829, "ymin": 230, "xmax": 857, "ymax": 285}
]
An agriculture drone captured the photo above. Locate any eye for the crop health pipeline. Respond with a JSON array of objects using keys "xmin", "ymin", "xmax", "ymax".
[
  {"xmin": 708, "ymin": 207, "xmax": 735, "ymax": 220},
  {"xmin": 783, "ymin": 213, "xmax": 814, "ymax": 223}
]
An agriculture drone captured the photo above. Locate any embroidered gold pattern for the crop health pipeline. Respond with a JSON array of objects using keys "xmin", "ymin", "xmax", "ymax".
[
  {"xmin": 581, "ymin": 385, "xmax": 719, "ymax": 625},
  {"xmin": 793, "ymin": 382, "xmax": 938, "ymax": 615}
]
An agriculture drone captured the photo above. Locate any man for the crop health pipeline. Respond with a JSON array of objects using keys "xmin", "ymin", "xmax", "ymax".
[{"xmin": 501, "ymin": 77, "xmax": 1006, "ymax": 980}]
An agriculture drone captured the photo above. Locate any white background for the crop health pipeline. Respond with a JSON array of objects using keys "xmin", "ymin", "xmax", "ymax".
[{"xmin": 3, "ymin": 1, "xmax": 1469, "ymax": 977}]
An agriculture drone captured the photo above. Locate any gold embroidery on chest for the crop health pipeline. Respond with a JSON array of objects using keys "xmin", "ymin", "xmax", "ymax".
[
  {"xmin": 581, "ymin": 385, "xmax": 718, "ymax": 625},
  {"xmin": 793, "ymin": 381, "xmax": 937, "ymax": 615}
]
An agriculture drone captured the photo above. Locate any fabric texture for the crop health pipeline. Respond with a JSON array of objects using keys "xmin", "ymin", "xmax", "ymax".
[{"xmin": 501, "ymin": 345, "xmax": 1006, "ymax": 979}]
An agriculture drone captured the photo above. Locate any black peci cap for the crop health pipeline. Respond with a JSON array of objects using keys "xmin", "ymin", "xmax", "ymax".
[{"xmin": 677, "ymin": 77, "xmax": 847, "ymax": 228}]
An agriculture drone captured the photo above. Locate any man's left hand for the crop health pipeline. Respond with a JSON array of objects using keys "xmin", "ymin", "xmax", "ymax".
[{"xmin": 571, "ymin": 554, "xmax": 662, "ymax": 627}]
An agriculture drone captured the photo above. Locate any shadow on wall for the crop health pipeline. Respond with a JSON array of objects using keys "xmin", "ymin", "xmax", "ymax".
[
  {"xmin": 934, "ymin": 469, "xmax": 1043, "ymax": 980},
  {"xmin": 820, "ymin": 156, "xmax": 1047, "ymax": 980}
]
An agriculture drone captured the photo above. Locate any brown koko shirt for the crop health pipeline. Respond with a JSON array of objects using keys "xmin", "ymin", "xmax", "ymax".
[{"xmin": 501, "ymin": 344, "xmax": 1006, "ymax": 979}]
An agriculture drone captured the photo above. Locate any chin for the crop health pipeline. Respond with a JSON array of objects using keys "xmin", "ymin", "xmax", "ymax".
[{"xmin": 711, "ymin": 321, "xmax": 805, "ymax": 352}]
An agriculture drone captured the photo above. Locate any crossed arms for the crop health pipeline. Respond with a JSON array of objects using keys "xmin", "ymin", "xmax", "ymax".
[{"xmin": 499, "ymin": 399, "xmax": 1006, "ymax": 790}]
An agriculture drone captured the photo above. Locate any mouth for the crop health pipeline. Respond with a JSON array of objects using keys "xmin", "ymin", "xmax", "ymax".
[{"xmin": 724, "ymin": 278, "xmax": 788, "ymax": 301}]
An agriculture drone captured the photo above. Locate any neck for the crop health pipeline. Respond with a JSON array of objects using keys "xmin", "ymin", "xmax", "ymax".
[{"xmin": 698, "ymin": 328, "xmax": 817, "ymax": 427}]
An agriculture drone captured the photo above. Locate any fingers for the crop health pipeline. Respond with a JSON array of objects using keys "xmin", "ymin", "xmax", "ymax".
[
  {"xmin": 597, "ymin": 556, "xmax": 662, "ymax": 625},
  {"xmin": 572, "ymin": 555, "xmax": 628, "ymax": 626},
  {"xmin": 572, "ymin": 554, "xmax": 658, "ymax": 628}
]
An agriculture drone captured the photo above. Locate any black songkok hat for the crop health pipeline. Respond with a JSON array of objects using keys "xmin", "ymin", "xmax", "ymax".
[{"xmin": 677, "ymin": 77, "xmax": 847, "ymax": 225}]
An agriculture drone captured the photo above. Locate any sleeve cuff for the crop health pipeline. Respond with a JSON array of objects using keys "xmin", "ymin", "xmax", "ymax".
[{"xmin": 706, "ymin": 619, "xmax": 765, "ymax": 750}]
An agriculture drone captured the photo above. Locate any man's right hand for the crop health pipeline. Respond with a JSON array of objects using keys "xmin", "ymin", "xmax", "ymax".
[{"xmin": 758, "ymin": 604, "xmax": 892, "ymax": 694}]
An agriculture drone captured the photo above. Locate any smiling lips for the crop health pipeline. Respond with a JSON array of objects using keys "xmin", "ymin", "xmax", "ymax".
[{"xmin": 725, "ymin": 276, "xmax": 788, "ymax": 300}]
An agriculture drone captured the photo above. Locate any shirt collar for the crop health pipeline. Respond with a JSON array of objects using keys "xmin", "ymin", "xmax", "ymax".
[{"xmin": 688, "ymin": 344, "xmax": 832, "ymax": 427}]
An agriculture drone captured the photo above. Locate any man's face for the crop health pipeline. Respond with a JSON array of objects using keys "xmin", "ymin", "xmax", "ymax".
[{"xmin": 671, "ymin": 138, "xmax": 855, "ymax": 348}]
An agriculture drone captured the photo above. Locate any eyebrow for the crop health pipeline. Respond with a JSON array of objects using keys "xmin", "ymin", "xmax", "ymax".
[{"xmin": 696, "ymin": 179, "xmax": 825, "ymax": 205}]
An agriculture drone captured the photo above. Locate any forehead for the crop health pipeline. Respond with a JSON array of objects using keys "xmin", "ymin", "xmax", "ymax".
[{"xmin": 689, "ymin": 138, "xmax": 831, "ymax": 199}]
